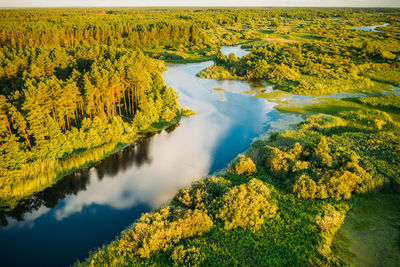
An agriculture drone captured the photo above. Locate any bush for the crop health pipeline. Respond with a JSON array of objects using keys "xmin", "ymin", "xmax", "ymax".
[
  {"xmin": 316, "ymin": 205, "xmax": 345, "ymax": 257},
  {"xmin": 301, "ymin": 114, "xmax": 347, "ymax": 134},
  {"xmin": 292, "ymin": 174, "xmax": 319, "ymax": 199},
  {"xmin": 263, "ymin": 116, "xmax": 379, "ymax": 200},
  {"xmin": 340, "ymin": 109, "xmax": 393, "ymax": 131},
  {"xmin": 213, "ymin": 179, "xmax": 277, "ymax": 230},
  {"xmin": 172, "ymin": 176, "xmax": 231, "ymax": 211},
  {"xmin": 316, "ymin": 205, "xmax": 345, "ymax": 232},
  {"xmin": 227, "ymin": 154, "xmax": 257, "ymax": 176},
  {"xmin": 118, "ymin": 206, "xmax": 213, "ymax": 258},
  {"xmin": 264, "ymin": 146, "xmax": 292, "ymax": 177},
  {"xmin": 170, "ymin": 245, "xmax": 205, "ymax": 266}
]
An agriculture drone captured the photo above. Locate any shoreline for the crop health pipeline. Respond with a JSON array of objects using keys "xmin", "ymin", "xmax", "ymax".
[{"xmin": 0, "ymin": 114, "xmax": 186, "ymax": 210}]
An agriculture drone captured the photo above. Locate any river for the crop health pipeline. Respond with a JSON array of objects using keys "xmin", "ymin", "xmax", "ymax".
[{"xmin": 0, "ymin": 46, "xmax": 302, "ymax": 267}]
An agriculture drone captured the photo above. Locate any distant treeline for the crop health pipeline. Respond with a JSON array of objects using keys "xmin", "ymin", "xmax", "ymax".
[{"xmin": 0, "ymin": 7, "xmax": 398, "ymax": 50}]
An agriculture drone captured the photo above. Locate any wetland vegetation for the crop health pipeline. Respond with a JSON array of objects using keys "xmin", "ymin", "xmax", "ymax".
[{"xmin": 0, "ymin": 6, "xmax": 399, "ymax": 267}]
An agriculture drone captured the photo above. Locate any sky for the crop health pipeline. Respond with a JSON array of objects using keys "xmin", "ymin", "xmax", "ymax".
[{"xmin": 0, "ymin": 0, "xmax": 399, "ymax": 8}]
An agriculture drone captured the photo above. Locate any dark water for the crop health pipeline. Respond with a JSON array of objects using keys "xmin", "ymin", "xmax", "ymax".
[{"xmin": 0, "ymin": 46, "xmax": 292, "ymax": 267}]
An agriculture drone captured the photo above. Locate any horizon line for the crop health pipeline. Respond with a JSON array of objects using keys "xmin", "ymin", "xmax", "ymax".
[{"xmin": 1, "ymin": 6, "xmax": 400, "ymax": 9}]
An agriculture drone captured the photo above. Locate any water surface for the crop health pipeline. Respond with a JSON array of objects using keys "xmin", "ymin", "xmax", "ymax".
[
  {"xmin": 220, "ymin": 45, "xmax": 250, "ymax": 58},
  {"xmin": 352, "ymin": 23, "xmax": 389, "ymax": 33}
]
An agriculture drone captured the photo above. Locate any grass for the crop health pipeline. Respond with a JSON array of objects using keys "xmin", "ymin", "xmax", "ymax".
[
  {"xmin": 0, "ymin": 140, "xmax": 130, "ymax": 209},
  {"xmin": 164, "ymin": 55, "xmax": 215, "ymax": 64},
  {"xmin": 275, "ymin": 98, "xmax": 364, "ymax": 115},
  {"xmin": 270, "ymin": 96, "xmax": 400, "ymax": 123},
  {"xmin": 335, "ymin": 193, "xmax": 400, "ymax": 266}
]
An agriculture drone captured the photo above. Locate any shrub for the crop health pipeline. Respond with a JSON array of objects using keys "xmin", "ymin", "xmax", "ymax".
[
  {"xmin": 264, "ymin": 146, "xmax": 291, "ymax": 177},
  {"xmin": 311, "ymin": 136, "xmax": 333, "ymax": 168},
  {"xmin": 197, "ymin": 65, "xmax": 236, "ymax": 79},
  {"xmin": 170, "ymin": 245, "xmax": 205, "ymax": 266},
  {"xmin": 118, "ymin": 207, "xmax": 213, "ymax": 258},
  {"xmin": 264, "ymin": 126, "xmax": 372, "ymax": 200},
  {"xmin": 214, "ymin": 179, "xmax": 277, "ymax": 230},
  {"xmin": 302, "ymin": 114, "xmax": 347, "ymax": 133},
  {"xmin": 293, "ymin": 174, "xmax": 319, "ymax": 199},
  {"xmin": 172, "ymin": 177, "xmax": 231, "ymax": 211},
  {"xmin": 340, "ymin": 109, "xmax": 393, "ymax": 131},
  {"xmin": 316, "ymin": 205, "xmax": 345, "ymax": 257},
  {"xmin": 316, "ymin": 205, "xmax": 345, "ymax": 232},
  {"xmin": 322, "ymin": 171, "xmax": 362, "ymax": 200},
  {"xmin": 227, "ymin": 154, "xmax": 257, "ymax": 176}
]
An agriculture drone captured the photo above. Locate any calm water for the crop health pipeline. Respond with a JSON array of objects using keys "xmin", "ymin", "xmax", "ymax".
[
  {"xmin": 352, "ymin": 23, "xmax": 389, "ymax": 33},
  {"xmin": 0, "ymin": 46, "xmax": 289, "ymax": 267},
  {"xmin": 220, "ymin": 45, "xmax": 250, "ymax": 58}
]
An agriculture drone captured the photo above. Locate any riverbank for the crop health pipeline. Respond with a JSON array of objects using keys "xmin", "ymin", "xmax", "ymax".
[{"xmin": 0, "ymin": 111, "xmax": 192, "ymax": 210}]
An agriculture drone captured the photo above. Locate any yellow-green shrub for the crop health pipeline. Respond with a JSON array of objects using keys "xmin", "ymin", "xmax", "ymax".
[
  {"xmin": 316, "ymin": 205, "xmax": 345, "ymax": 232},
  {"xmin": 316, "ymin": 205, "xmax": 345, "ymax": 257},
  {"xmin": 264, "ymin": 127, "xmax": 373, "ymax": 200},
  {"xmin": 118, "ymin": 207, "xmax": 213, "ymax": 258},
  {"xmin": 214, "ymin": 179, "xmax": 277, "ymax": 230},
  {"xmin": 172, "ymin": 176, "xmax": 231, "ymax": 211},
  {"xmin": 227, "ymin": 154, "xmax": 257, "ymax": 176},
  {"xmin": 170, "ymin": 245, "xmax": 205, "ymax": 266}
]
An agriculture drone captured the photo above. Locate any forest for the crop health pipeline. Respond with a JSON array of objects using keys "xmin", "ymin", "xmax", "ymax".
[
  {"xmin": 0, "ymin": 15, "xmax": 190, "ymax": 207},
  {"xmin": 0, "ymin": 6, "xmax": 399, "ymax": 267}
]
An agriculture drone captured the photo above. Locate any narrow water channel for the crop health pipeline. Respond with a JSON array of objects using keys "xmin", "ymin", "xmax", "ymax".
[{"xmin": 0, "ymin": 46, "xmax": 293, "ymax": 267}]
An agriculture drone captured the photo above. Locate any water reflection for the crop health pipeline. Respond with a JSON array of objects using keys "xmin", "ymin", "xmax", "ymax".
[
  {"xmin": 220, "ymin": 45, "xmax": 250, "ymax": 58},
  {"xmin": 0, "ymin": 138, "xmax": 155, "ymax": 227},
  {"xmin": 393, "ymin": 86, "xmax": 400, "ymax": 95},
  {"xmin": 352, "ymin": 23, "xmax": 389, "ymax": 33}
]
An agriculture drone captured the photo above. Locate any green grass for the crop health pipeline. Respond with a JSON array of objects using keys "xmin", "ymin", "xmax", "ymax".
[
  {"xmin": 164, "ymin": 55, "xmax": 215, "ymax": 64},
  {"xmin": 275, "ymin": 98, "xmax": 364, "ymax": 115},
  {"xmin": 181, "ymin": 108, "xmax": 196, "ymax": 116},
  {"xmin": 336, "ymin": 193, "xmax": 400, "ymax": 266},
  {"xmin": 271, "ymin": 95, "xmax": 400, "ymax": 123}
]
